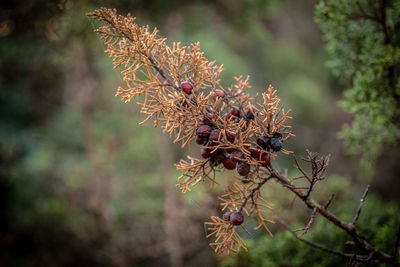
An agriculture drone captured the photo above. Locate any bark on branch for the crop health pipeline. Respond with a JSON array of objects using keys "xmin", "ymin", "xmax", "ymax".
[{"xmin": 268, "ymin": 164, "xmax": 399, "ymax": 266}]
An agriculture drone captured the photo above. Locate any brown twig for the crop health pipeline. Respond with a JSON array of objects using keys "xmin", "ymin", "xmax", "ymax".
[
  {"xmin": 297, "ymin": 208, "xmax": 317, "ymax": 238},
  {"xmin": 294, "ymin": 151, "xmax": 330, "ymax": 199},
  {"xmin": 101, "ymin": 16, "xmax": 180, "ymax": 91},
  {"xmin": 324, "ymin": 193, "xmax": 335, "ymax": 209},
  {"xmin": 351, "ymin": 185, "xmax": 370, "ymax": 225},
  {"xmin": 147, "ymin": 56, "xmax": 179, "ymax": 90},
  {"xmin": 269, "ymin": 165, "xmax": 399, "ymax": 266},
  {"xmin": 238, "ymin": 175, "xmax": 273, "ymax": 213}
]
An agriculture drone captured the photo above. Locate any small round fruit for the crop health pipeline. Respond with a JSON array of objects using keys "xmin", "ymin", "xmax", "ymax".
[
  {"xmin": 181, "ymin": 81, "xmax": 193, "ymax": 94},
  {"xmin": 211, "ymin": 153, "xmax": 226, "ymax": 166},
  {"xmin": 223, "ymin": 157, "xmax": 236, "ymax": 170},
  {"xmin": 195, "ymin": 135, "xmax": 207, "ymax": 145},
  {"xmin": 209, "ymin": 129, "xmax": 221, "ymax": 142},
  {"xmin": 260, "ymin": 152, "xmax": 271, "ymax": 167},
  {"xmin": 230, "ymin": 150, "xmax": 243, "ymax": 162},
  {"xmin": 214, "ymin": 89, "xmax": 225, "ymax": 98},
  {"xmin": 196, "ymin": 125, "xmax": 211, "ymax": 138},
  {"xmin": 250, "ymin": 148, "xmax": 261, "ymax": 159},
  {"xmin": 203, "ymin": 114, "xmax": 213, "ymax": 126},
  {"xmin": 230, "ymin": 212, "xmax": 244, "ymax": 225},
  {"xmin": 257, "ymin": 134, "xmax": 269, "ymax": 149},
  {"xmin": 226, "ymin": 131, "xmax": 235, "ymax": 143},
  {"xmin": 269, "ymin": 138, "xmax": 282, "ymax": 151},
  {"xmin": 201, "ymin": 147, "xmax": 212, "ymax": 158},
  {"xmin": 237, "ymin": 162, "xmax": 251, "ymax": 176},
  {"xmin": 222, "ymin": 211, "xmax": 231, "ymax": 221},
  {"xmin": 230, "ymin": 108, "xmax": 240, "ymax": 117}
]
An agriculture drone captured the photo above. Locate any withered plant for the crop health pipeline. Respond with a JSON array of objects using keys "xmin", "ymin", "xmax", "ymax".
[{"xmin": 87, "ymin": 8, "xmax": 400, "ymax": 265}]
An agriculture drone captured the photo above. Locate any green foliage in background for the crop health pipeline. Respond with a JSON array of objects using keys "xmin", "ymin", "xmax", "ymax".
[{"xmin": 315, "ymin": 0, "xmax": 400, "ymax": 178}]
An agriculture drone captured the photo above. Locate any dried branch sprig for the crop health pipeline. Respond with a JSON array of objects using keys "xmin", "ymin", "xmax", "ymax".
[
  {"xmin": 87, "ymin": 8, "xmax": 293, "ymax": 149},
  {"xmin": 351, "ymin": 185, "xmax": 370, "ymax": 225},
  {"xmin": 205, "ymin": 216, "xmax": 248, "ymax": 255},
  {"xmin": 293, "ymin": 150, "xmax": 331, "ymax": 198},
  {"xmin": 175, "ymin": 156, "xmax": 216, "ymax": 193},
  {"xmin": 86, "ymin": 9, "xmax": 398, "ymax": 265},
  {"xmin": 269, "ymin": 159, "xmax": 400, "ymax": 266},
  {"xmin": 88, "ymin": 7, "xmax": 296, "ymax": 254},
  {"xmin": 87, "ymin": 8, "xmax": 224, "ymax": 148}
]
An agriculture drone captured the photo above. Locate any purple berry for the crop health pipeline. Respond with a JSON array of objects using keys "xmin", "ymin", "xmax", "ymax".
[
  {"xmin": 261, "ymin": 153, "xmax": 271, "ymax": 167},
  {"xmin": 226, "ymin": 131, "xmax": 235, "ymax": 143},
  {"xmin": 269, "ymin": 138, "xmax": 282, "ymax": 152},
  {"xmin": 223, "ymin": 211, "xmax": 231, "ymax": 221},
  {"xmin": 223, "ymin": 157, "xmax": 236, "ymax": 170},
  {"xmin": 257, "ymin": 135, "xmax": 269, "ymax": 149},
  {"xmin": 181, "ymin": 81, "xmax": 193, "ymax": 94},
  {"xmin": 203, "ymin": 114, "xmax": 213, "ymax": 126},
  {"xmin": 209, "ymin": 129, "xmax": 221, "ymax": 142},
  {"xmin": 195, "ymin": 135, "xmax": 207, "ymax": 145},
  {"xmin": 196, "ymin": 125, "xmax": 211, "ymax": 138},
  {"xmin": 230, "ymin": 150, "xmax": 243, "ymax": 162},
  {"xmin": 237, "ymin": 162, "xmax": 251, "ymax": 176},
  {"xmin": 230, "ymin": 212, "xmax": 244, "ymax": 225},
  {"xmin": 214, "ymin": 89, "xmax": 225, "ymax": 98},
  {"xmin": 201, "ymin": 147, "xmax": 212, "ymax": 158},
  {"xmin": 230, "ymin": 108, "xmax": 240, "ymax": 117},
  {"xmin": 250, "ymin": 148, "xmax": 261, "ymax": 159},
  {"xmin": 211, "ymin": 153, "xmax": 226, "ymax": 166}
]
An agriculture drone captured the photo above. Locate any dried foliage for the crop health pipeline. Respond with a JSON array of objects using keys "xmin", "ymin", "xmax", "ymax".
[
  {"xmin": 87, "ymin": 8, "xmax": 400, "ymax": 265},
  {"xmin": 204, "ymin": 216, "xmax": 248, "ymax": 254},
  {"xmin": 87, "ymin": 8, "xmax": 293, "ymax": 255}
]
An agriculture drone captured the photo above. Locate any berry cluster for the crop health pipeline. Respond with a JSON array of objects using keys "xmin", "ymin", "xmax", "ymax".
[
  {"xmin": 178, "ymin": 80, "xmax": 286, "ymax": 228},
  {"xmin": 223, "ymin": 211, "xmax": 244, "ymax": 226},
  {"xmin": 184, "ymin": 77, "xmax": 285, "ymax": 185},
  {"xmin": 196, "ymin": 117, "xmax": 253, "ymax": 176}
]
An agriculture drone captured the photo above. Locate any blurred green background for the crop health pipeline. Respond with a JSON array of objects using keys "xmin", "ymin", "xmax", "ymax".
[{"xmin": 1, "ymin": 0, "xmax": 399, "ymax": 266}]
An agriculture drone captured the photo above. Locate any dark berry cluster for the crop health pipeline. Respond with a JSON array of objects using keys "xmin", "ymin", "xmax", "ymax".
[
  {"xmin": 189, "ymin": 85, "xmax": 285, "ymax": 183},
  {"xmin": 223, "ymin": 211, "xmax": 244, "ymax": 225},
  {"xmin": 195, "ymin": 123, "xmax": 284, "ymax": 179},
  {"xmin": 257, "ymin": 134, "xmax": 282, "ymax": 152},
  {"xmin": 196, "ymin": 120, "xmax": 247, "ymax": 174},
  {"xmin": 195, "ymin": 106, "xmax": 253, "ymax": 179},
  {"xmin": 248, "ymin": 133, "xmax": 283, "ymax": 170}
]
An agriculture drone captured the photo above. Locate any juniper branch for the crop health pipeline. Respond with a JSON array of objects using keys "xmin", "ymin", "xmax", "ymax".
[
  {"xmin": 238, "ymin": 175, "xmax": 273, "ymax": 213},
  {"xmin": 269, "ymin": 166, "xmax": 399, "ymax": 266}
]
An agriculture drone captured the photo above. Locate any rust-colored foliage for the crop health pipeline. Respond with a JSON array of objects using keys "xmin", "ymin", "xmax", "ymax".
[{"xmin": 88, "ymin": 8, "xmax": 294, "ymax": 255}]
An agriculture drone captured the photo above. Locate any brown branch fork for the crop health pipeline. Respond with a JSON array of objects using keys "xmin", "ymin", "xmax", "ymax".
[{"xmin": 267, "ymin": 164, "xmax": 399, "ymax": 266}]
